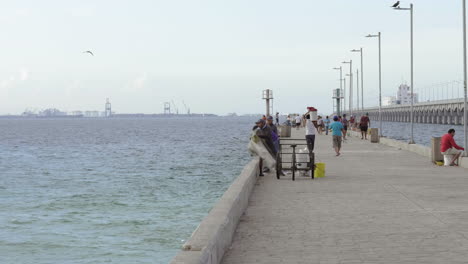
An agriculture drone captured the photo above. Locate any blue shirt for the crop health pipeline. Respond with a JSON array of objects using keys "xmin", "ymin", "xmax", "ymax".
[
  {"xmin": 330, "ymin": 122, "xmax": 344, "ymax": 136},
  {"xmin": 324, "ymin": 118, "xmax": 330, "ymax": 126}
]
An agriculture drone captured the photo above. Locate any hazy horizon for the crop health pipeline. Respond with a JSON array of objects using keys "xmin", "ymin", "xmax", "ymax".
[{"xmin": 0, "ymin": 0, "xmax": 465, "ymax": 115}]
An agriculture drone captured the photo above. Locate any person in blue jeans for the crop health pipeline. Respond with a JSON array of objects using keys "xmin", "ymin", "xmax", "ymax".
[
  {"xmin": 324, "ymin": 116, "xmax": 331, "ymax": 135},
  {"xmin": 330, "ymin": 116, "xmax": 346, "ymax": 156}
]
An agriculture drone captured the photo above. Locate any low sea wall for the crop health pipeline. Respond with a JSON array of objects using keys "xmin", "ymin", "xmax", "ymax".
[{"xmin": 170, "ymin": 158, "xmax": 260, "ymax": 264}]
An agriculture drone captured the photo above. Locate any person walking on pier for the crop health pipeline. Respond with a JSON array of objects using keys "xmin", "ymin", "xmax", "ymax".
[
  {"xmin": 324, "ymin": 116, "xmax": 330, "ymax": 135},
  {"xmin": 275, "ymin": 112, "xmax": 280, "ymax": 126},
  {"xmin": 441, "ymin": 129, "xmax": 465, "ymax": 166},
  {"xmin": 330, "ymin": 116, "xmax": 345, "ymax": 156},
  {"xmin": 295, "ymin": 115, "xmax": 302, "ymax": 130},
  {"xmin": 317, "ymin": 116, "xmax": 323, "ymax": 135},
  {"xmin": 359, "ymin": 113, "xmax": 370, "ymax": 140},
  {"xmin": 304, "ymin": 111, "xmax": 318, "ymax": 155},
  {"xmin": 341, "ymin": 114, "xmax": 349, "ymax": 140}
]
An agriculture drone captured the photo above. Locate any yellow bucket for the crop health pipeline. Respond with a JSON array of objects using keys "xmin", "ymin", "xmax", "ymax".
[
  {"xmin": 435, "ymin": 161, "xmax": 444, "ymax": 166},
  {"xmin": 314, "ymin": 163, "xmax": 326, "ymax": 178}
]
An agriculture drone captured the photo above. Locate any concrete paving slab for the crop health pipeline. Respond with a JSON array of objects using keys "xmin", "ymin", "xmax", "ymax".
[{"xmin": 222, "ymin": 128, "xmax": 468, "ymax": 264}]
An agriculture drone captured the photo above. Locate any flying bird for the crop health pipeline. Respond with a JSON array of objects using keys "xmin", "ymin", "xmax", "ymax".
[
  {"xmin": 392, "ymin": 1, "xmax": 400, "ymax": 8},
  {"xmin": 83, "ymin": 50, "xmax": 94, "ymax": 56}
]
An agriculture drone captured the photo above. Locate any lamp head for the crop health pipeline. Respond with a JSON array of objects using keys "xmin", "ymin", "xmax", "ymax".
[{"xmin": 351, "ymin": 49, "xmax": 360, "ymax": 52}]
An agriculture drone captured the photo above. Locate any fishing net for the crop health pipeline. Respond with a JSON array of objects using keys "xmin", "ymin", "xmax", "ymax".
[{"xmin": 247, "ymin": 131, "xmax": 276, "ymax": 169}]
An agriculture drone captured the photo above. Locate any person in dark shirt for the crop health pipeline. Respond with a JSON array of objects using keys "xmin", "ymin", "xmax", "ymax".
[
  {"xmin": 267, "ymin": 116, "xmax": 279, "ymax": 153},
  {"xmin": 253, "ymin": 119, "xmax": 276, "ymax": 175}
]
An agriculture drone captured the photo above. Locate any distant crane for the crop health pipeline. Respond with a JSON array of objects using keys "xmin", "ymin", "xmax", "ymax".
[
  {"xmin": 171, "ymin": 100, "xmax": 179, "ymax": 115},
  {"xmin": 182, "ymin": 101, "xmax": 191, "ymax": 115}
]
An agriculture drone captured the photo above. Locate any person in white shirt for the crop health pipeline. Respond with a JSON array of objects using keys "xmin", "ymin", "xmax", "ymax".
[
  {"xmin": 295, "ymin": 115, "xmax": 302, "ymax": 130},
  {"xmin": 304, "ymin": 112, "xmax": 319, "ymax": 154}
]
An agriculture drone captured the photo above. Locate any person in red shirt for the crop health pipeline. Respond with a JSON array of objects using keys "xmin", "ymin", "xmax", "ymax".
[
  {"xmin": 359, "ymin": 113, "xmax": 370, "ymax": 140},
  {"xmin": 441, "ymin": 129, "xmax": 465, "ymax": 166}
]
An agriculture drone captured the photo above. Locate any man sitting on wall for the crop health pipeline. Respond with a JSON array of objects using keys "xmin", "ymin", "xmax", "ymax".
[{"xmin": 441, "ymin": 128, "xmax": 465, "ymax": 166}]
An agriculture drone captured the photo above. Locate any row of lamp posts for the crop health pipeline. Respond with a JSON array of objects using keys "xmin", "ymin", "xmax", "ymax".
[{"xmin": 332, "ymin": 2, "xmax": 454, "ymax": 146}]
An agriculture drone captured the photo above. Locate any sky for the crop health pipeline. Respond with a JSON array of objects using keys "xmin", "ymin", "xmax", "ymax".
[{"xmin": 0, "ymin": 0, "xmax": 465, "ymax": 115}]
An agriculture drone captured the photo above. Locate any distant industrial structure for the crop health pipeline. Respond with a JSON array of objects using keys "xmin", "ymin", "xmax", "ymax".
[
  {"xmin": 163, "ymin": 100, "xmax": 191, "ymax": 115},
  {"xmin": 164, "ymin": 102, "xmax": 171, "ymax": 115},
  {"xmin": 105, "ymin": 98, "xmax": 112, "ymax": 117},
  {"xmin": 9, "ymin": 99, "xmax": 215, "ymax": 119}
]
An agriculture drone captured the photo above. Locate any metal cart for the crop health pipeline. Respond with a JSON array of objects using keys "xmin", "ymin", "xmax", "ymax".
[{"xmin": 276, "ymin": 138, "xmax": 315, "ymax": 181}]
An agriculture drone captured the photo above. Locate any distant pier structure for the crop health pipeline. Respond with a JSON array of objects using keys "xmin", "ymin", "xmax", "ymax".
[{"xmin": 105, "ymin": 98, "xmax": 112, "ymax": 117}]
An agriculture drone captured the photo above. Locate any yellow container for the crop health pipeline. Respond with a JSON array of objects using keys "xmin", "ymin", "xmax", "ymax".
[
  {"xmin": 314, "ymin": 163, "xmax": 326, "ymax": 178},
  {"xmin": 435, "ymin": 161, "xmax": 444, "ymax": 166}
]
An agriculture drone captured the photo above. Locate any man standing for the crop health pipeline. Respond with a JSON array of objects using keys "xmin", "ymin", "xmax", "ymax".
[
  {"xmin": 324, "ymin": 116, "xmax": 331, "ymax": 135},
  {"xmin": 275, "ymin": 112, "xmax": 280, "ymax": 126},
  {"xmin": 341, "ymin": 114, "xmax": 349, "ymax": 140},
  {"xmin": 304, "ymin": 111, "xmax": 318, "ymax": 155},
  {"xmin": 295, "ymin": 115, "xmax": 302, "ymax": 130},
  {"xmin": 330, "ymin": 116, "xmax": 346, "ymax": 156},
  {"xmin": 441, "ymin": 129, "xmax": 465, "ymax": 166},
  {"xmin": 316, "ymin": 116, "xmax": 323, "ymax": 135},
  {"xmin": 359, "ymin": 113, "xmax": 370, "ymax": 140}
]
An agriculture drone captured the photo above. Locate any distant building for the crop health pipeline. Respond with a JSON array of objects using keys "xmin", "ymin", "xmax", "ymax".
[
  {"xmin": 397, "ymin": 84, "xmax": 418, "ymax": 105},
  {"xmin": 383, "ymin": 84, "xmax": 419, "ymax": 106},
  {"xmin": 383, "ymin": 96, "xmax": 397, "ymax": 106},
  {"xmin": 84, "ymin": 111, "xmax": 100, "ymax": 118}
]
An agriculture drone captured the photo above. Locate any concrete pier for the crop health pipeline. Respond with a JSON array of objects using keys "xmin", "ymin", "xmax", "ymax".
[{"xmin": 221, "ymin": 129, "xmax": 468, "ymax": 264}]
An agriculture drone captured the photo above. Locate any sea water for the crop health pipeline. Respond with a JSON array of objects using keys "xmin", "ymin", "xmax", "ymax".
[{"xmin": 0, "ymin": 117, "xmax": 252, "ymax": 264}]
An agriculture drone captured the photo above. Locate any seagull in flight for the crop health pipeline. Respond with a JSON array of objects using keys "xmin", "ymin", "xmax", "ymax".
[
  {"xmin": 83, "ymin": 50, "xmax": 94, "ymax": 56},
  {"xmin": 392, "ymin": 1, "xmax": 400, "ymax": 8}
]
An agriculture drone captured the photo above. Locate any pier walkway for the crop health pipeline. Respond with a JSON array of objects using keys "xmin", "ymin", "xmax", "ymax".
[{"xmin": 222, "ymin": 129, "xmax": 468, "ymax": 264}]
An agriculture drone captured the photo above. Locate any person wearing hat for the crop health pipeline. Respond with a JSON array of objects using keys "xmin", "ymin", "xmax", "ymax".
[
  {"xmin": 253, "ymin": 118, "xmax": 276, "ymax": 176},
  {"xmin": 303, "ymin": 110, "xmax": 319, "ymax": 156},
  {"xmin": 359, "ymin": 113, "xmax": 370, "ymax": 140}
]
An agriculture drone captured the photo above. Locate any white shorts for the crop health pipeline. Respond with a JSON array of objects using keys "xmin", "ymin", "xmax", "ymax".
[{"xmin": 441, "ymin": 148, "xmax": 463, "ymax": 155}]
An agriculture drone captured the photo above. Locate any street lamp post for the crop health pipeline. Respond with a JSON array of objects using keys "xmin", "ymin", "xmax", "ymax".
[
  {"xmin": 333, "ymin": 67, "xmax": 343, "ymax": 116},
  {"xmin": 463, "ymin": 0, "xmax": 468, "ymax": 155},
  {"xmin": 366, "ymin": 32, "xmax": 383, "ymax": 137},
  {"xmin": 356, "ymin": 69, "xmax": 359, "ymax": 111},
  {"xmin": 394, "ymin": 3, "xmax": 415, "ymax": 144},
  {"xmin": 343, "ymin": 60, "xmax": 353, "ymax": 116},
  {"xmin": 351, "ymin": 48, "xmax": 364, "ymax": 110}
]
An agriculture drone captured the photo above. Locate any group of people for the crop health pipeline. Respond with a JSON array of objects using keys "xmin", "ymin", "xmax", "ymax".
[
  {"xmin": 255, "ymin": 111, "xmax": 467, "ymax": 169},
  {"xmin": 253, "ymin": 115, "xmax": 280, "ymax": 176},
  {"xmin": 253, "ymin": 111, "xmax": 373, "ymax": 161}
]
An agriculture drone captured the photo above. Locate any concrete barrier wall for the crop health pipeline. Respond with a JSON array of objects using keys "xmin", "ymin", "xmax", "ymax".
[{"xmin": 171, "ymin": 158, "xmax": 259, "ymax": 264}]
